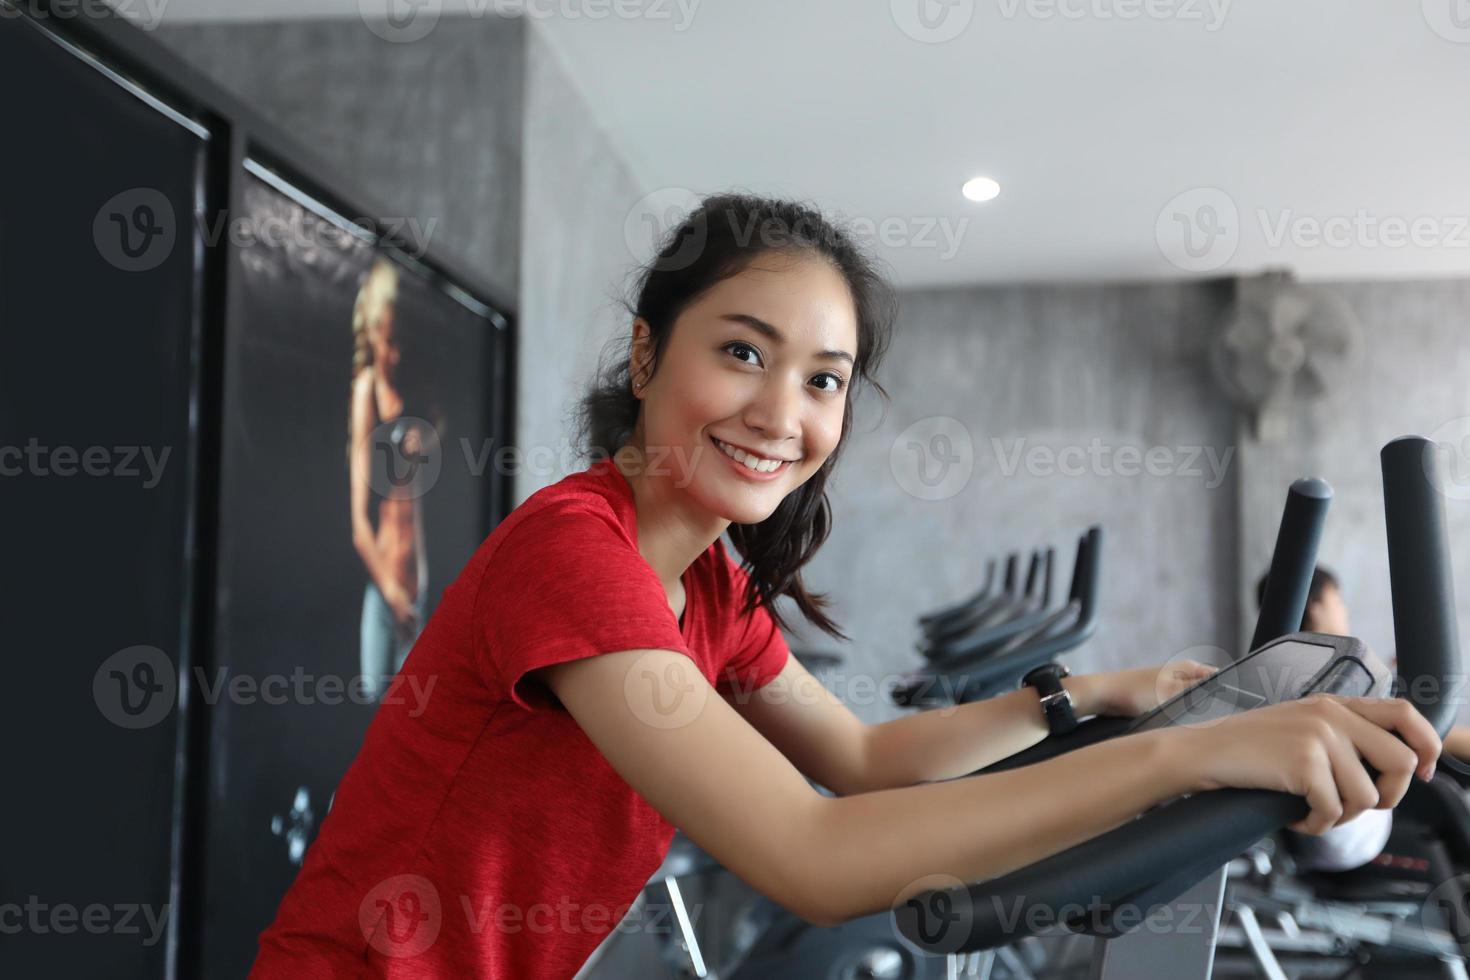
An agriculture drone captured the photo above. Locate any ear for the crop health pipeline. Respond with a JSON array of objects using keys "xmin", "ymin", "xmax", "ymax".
[{"xmin": 628, "ymin": 318, "xmax": 655, "ymax": 392}]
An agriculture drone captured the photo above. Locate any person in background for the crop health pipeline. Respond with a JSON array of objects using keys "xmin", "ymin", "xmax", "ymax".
[
  {"xmin": 1255, "ymin": 567, "xmax": 1470, "ymax": 762},
  {"xmin": 1253, "ymin": 564, "xmax": 1470, "ymax": 870},
  {"xmin": 348, "ymin": 256, "xmax": 428, "ymax": 702}
]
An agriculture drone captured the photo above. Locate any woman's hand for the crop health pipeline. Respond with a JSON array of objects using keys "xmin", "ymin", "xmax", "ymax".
[
  {"xmin": 1096, "ymin": 660, "xmax": 1218, "ymax": 717},
  {"xmin": 382, "ymin": 579, "xmax": 414, "ymax": 624},
  {"xmin": 1172, "ymin": 694, "xmax": 1441, "ymax": 835}
]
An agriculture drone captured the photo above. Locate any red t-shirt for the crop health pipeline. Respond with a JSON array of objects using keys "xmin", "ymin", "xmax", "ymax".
[{"xmin": 250, "ymin": 458, "xmax": 791, "ymax": 979}]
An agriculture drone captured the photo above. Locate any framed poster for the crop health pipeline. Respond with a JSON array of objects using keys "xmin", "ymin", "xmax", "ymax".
[{"xmin": 197, "ymin": 167, "xmax": 510, "ymax": 972}]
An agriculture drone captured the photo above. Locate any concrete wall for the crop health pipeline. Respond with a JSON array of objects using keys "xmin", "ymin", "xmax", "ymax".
[
  {"xmin": 793, "ymin": 279, "xmax": 1242, "ymax": 723},
  {"xmin": 790, "ymin": 274, "xmax": 1470, "ymax": 726},
  {"xmin": 1237, "ymin": 278, "xmax": 1470, "ymax": 725},
  {"xmin": 515, "ymin": 23, "xmax": 644, "ymax": 504},
  {"xmin": 155, "ymin": 15, "xmax": 525, "ymax": 306}
]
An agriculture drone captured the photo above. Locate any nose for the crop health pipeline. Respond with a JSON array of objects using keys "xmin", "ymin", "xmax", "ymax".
[{"xmin": 741, "ymin": 375, "xmax": 803, "ymax": 449}]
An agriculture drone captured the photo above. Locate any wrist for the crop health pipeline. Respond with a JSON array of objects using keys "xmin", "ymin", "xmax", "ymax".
[
  {"xmin": 1061, "ymin": 673, "xmax": 1109, "ymax": 718},
  {"xmin": 1153, "ymin": 727, "xmax": 1209, "ymax": 796}
]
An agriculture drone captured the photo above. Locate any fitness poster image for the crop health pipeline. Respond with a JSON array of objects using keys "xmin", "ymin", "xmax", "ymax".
[{"xmin": 198, "ymin": 170, "xmax": 504, "ymax": 971}]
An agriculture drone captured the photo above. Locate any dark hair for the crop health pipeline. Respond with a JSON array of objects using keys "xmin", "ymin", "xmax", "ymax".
[
  {"xmin": 1254, "ymin": 565, "xmax": 1340, "ymax": 613},
  {"xmin": 575, "ymin": 192, "xmax": 897, "ymax": 641}
]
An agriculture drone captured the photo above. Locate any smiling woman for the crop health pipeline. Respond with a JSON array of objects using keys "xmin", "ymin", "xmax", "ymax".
[
  {"xmin": 576, "ymin": 193, "xmax": 897, "ymax": 639},
  {"xmin": 249, "ymin": 194, "xmax": 1440, "ymax": 980}
]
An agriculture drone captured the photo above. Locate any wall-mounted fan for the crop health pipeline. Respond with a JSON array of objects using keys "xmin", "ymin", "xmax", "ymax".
[{"xmin": 1212, "ymin": 269, "xmax": 1360, "ymax": 440}]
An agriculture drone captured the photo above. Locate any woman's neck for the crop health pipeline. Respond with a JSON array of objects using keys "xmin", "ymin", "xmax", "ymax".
[{"xmin": 613, "ymin": 444, "xmax": 728, "ymax": 596}]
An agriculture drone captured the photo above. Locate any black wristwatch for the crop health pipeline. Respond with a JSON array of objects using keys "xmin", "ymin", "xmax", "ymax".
[{"xmin": 1021, "ymin": 663, "xmax": 1078, "ymax": 736}]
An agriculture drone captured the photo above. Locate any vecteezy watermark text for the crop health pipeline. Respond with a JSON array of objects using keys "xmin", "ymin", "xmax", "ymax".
[
  {"xmin": 0, "ymin": 898, "xmax": 169, "ymax": 946},
  {"xmin": 996, "ymin": 0, "xmax": 1231, "ymax": 30},
  {"xmin": 1, "ymin": 439, "xmax": 171, "ymax": 488},
  {"xmin": 94, "ymin": 646, "xmax": 439, "ymax": 729},
  {"xmin": 991, "ymin": 437, "xmax": 1235, "ymax": 489}
]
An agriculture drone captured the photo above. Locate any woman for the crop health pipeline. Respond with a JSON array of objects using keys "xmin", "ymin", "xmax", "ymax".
[
  {"xmin": 254, "ymin": 194, "xmax": 1440, "ymax": 978},
  {"xmin": 348, "ymin": 256, "xmax": 428, "ymax": 702}
]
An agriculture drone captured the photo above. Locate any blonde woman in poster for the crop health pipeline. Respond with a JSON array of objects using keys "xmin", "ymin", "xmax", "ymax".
[{"xmin": 348, "ymin": 256, "xmax": 428, "ymax": 702}]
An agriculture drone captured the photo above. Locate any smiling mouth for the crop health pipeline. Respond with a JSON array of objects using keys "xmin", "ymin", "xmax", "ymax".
[{"xmin": 710, "ymin": 436, "xmax": 800, "ymax": 474}]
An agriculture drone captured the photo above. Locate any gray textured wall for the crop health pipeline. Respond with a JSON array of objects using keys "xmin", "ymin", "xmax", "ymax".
[
  {"xmin": 790, "ymin": 280, "xmax": 1242, "ymax": 723},
  {"xmin": 1237, "ymin": 279, "xmax": 1470, "ymax": 725},
  {"xmin": 154, "ymin": 15, "xmax": 525, "ymax": 306},
  {"xmin": 514, "ymin": 24, "xmax": 644, "ymax": 505}
]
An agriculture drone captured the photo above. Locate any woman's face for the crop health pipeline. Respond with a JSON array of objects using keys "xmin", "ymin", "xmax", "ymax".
[
  {"xmin": 1306, "ymin": 584, "xmax": 1351, "ymax": 636},
  {"xmin": 631, "ymin": 251, "xmax": 859, "ymax": 526}
]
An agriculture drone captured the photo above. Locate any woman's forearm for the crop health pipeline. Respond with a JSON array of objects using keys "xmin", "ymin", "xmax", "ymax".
[
  {"xmin": 351, "ymin": 526, "xmax": 397, "ymax": 596},
  {"xmin": 802, "ymin": 726, "xmax": 1190, "ymax": 926},
  {"xmin": 859, "ymin": 674, "xmax": 1113, "ymax": 789}
]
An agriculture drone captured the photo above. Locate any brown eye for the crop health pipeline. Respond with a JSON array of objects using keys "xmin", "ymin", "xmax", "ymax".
[
  {"xmin": 723, "ymin": 342, "xmax": 761, "ymax": 366},
  {"xmin": 812, "ymin": 372, "xmax": 846, "ymax": 393}
]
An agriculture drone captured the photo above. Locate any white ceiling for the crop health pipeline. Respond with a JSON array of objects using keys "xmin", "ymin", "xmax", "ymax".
[{"xmin": 143, "ymin": 0, "xmax": 1470, "ymax": 289}]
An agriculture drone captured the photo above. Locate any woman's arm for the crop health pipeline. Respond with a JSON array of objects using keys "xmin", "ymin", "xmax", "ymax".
[
  {"xmin": 1444, "ymin": 724, "xmax": 1470, "ymax": 762},
  {"xmin": 544, "ymin": 649, "xmax": 1435, "ymax": 928},
  {"xmin": 732, "ymin": 657, "xmax": 1215, "ymax": 793},
  {"xmin": 348, "ymin": 371, "xmax": 398, "ymax": 596}
]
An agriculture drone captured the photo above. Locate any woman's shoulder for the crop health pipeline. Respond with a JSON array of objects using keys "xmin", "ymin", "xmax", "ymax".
[{"xmin": 489, "ymin": 459, "xmax": 636, "ymax": 552}]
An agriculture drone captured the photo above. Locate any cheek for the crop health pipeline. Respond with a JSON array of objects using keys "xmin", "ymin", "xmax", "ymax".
[{"xmin": 810, "ymin": 403, "xmax": 845, "ymax": 455}]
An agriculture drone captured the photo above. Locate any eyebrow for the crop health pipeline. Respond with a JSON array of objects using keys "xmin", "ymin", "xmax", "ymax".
[{"xmin": 718, "ymin": 313, "xmax": 855, "ymax": 366}]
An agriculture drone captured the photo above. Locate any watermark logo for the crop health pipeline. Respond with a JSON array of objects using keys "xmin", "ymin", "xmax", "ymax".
[
  {"xmin": 1423, "ymin": 418, "xmax": 1470, "ymax": 501},
  {"xmin": 360, "ymin": 874, "xmax": 442, "ymax": 958},
  {"xmin": 892, "ymin": 873, "xmax": 972, "ymax": 953},
  {"xmin": 623, "ymin": 652, "xmax": 708, "ymax": 729},
  {"xmin": 1423, "ymin": 873, "xmax": 1470, "ymax": 942},
  {"xmin": 367, "ymin": 416, "xmax": 443, "ymax": 501},
  {"xmin": 360, "ymin": 0, "xmax": 442, "ymax": 42},
  {"xmin": 92, "ymin": 650, "xmax": 440, "ymax": 729},
  {"xmin": 891, "ymin": 0, "xmax": 975, "ymax": 43},
  {"xmin": 624, "ymin": 187, "xmax": 706, "ymax": 270},
  {"xmin": 94, "ymin": 188, "xmax": 175, "ymax": 273},
  {"xmin": 1150, "ymin": 646, "xmax": 1233, "ymax": 728},
  {"xmin": 1156, "ymin": 187, "xmax": 1238, "ymax": 273},
  {"xmin": 1422, "ymin": 0, "xmax": 1470, "ymax": 42},
  {"xmin": 93, "ymin": 646, "xmax": 177, "ymax": 730},
  {"xmin": 891, "ymin": 416, "xmax": 975, "ymax": 501}
]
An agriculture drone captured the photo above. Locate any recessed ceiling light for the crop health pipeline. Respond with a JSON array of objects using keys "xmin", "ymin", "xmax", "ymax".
[{"xmin": 962, "ymin": 176, "xmax": 1001, "ymax": 202}]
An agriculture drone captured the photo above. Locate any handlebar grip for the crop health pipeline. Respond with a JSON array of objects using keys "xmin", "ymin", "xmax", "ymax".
[
  {"xmin": 1382, "ymin": 436, "xmax": 1462, "ymax": 737},
  {"xmin": 1251, "ymin": 477, "xmax": 1332, "ymax": 652}
]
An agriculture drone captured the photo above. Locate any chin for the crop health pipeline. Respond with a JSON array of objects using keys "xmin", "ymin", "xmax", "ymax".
[{"xmin": 689, "ymin": 479, "xmax": 787, "ymax": 527}]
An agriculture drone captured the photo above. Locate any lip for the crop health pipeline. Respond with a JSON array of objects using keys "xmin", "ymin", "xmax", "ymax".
[{"xmin": 709, "ymin": 435, "xmax": 798, "ymax": 482}]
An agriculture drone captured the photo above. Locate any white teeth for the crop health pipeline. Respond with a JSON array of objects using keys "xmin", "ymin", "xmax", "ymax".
[{"xmin": 714, "ymin": 438, "xmax": 787, "ymax": 473}]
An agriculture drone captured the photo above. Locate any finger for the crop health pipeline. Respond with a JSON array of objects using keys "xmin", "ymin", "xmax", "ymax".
[
  {"xmin": 1329, "ymin": 702, "xmax": 1424, "ymax": 808},
  {"xmin": 1321, "ymin": 730, "xmax": 1381, "ymax": 826},
  {"xmin": 1340, "ymin": 696, "xmax": 1442, "ymax": 780},
  {"xmin": 1291, "ymin": 746, "xmax": 1342, "ymax": 835}
]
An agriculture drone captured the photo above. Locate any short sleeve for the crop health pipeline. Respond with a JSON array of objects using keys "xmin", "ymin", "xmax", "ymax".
[
  {"xmin": 475, "ymin": 501, "xmax": 688, "ymax": 711},
  {"xmin": 713, "ymin": 553, "xmax": 791, "ymax": 699}
]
